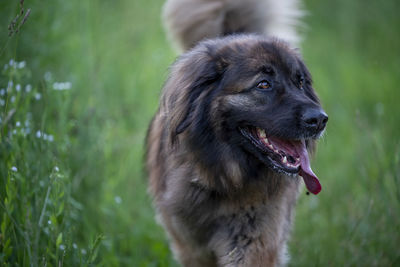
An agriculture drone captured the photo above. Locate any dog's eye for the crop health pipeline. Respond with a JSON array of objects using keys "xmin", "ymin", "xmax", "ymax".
[
  {"xmin": 256, "ymin": 81, "xmax": 271, "ymax": 90},
  {"xmin": 298, "ymin": 75, "xmax": 305, "ymax": 90}
]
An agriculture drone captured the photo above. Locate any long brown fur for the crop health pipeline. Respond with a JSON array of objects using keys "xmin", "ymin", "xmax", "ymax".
[{"xmin": 146, "ymin": 1, "xmax": 325, "ymax": 266}]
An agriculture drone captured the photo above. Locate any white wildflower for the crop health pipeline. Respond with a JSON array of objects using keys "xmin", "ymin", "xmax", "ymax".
[
  {"xmin": 18, "ymin": 61, "xmax": 26, "ymax": 69},
  {"xmin": 44, "ymin": 71, "xmax": 52, "ymax": 81},
  {"xmin": 48, "ymin": 220, "xmax": 52, "ymax": 225},
  {"xmin": 25, "ymin": 84, "xmax": 32, "ymax": 93},
  {"xmin": 9, "ymin": 59, "xmax": 14, "ymax": 67},
  {"xmin": 114, "ymin": 196, "xmax": 122, "ymax": 204},
  {"xmin": 59, "ymin": 244, "xmax": 66, "ymax": 250},
  {"xmin": 0, "ymin": 88, "xmax": 5, "ymax": 95},
  {"xmin": 47, "ymin": 135, "xmax": 54, "ymax": 142},
  {"xmin": 0, "ymin": 99, "xmax": 5, "ymax": 106},
  {"xmin": 16, "ymin": 121, "xmax": 21, "ymax": 127},
  {"xmin": 81, "ymin": 249, "xmax": 87, "ymax": 255},
  {"xmin": 11, "ymin": 166, "xmax": 18, "ymax": 172},
  {"xmin": 36, "ymin": 130, "xmax": 42, "ymax": 138},
  {"xmin": 10, "ymin": 96, "xmax": 15, "ymax": 103},
  {"xmin": 72, "ymin": 243, "xmax": 78, "ymax": 249},
  {"xmin": 54, "ymin": 166, "xmax": 59, "ymax": 172},
  {"xmin": 7, "ymin": 81, "xmax": 13, "ymax": 90},
  {"xmin": 53, "ymin": 83, "xmax": 60, "ymax": 90},
  {"xmin": 53, "ymin": 82, "xmax": 72, "ymax": 91},
  {"xmin": 15, "ymin": 84, "xmax": 21, "ymax": 92},
  {"xmin": 34, "ymin": 93, "xmax": 41, "ymax": 100},
  {"xmin": 12, "ymin": 129, "xmax": 17, "ymax": 135}
]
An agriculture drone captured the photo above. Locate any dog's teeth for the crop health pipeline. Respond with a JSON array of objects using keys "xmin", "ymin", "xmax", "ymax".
[
  {"xmin": 258, "ymin": 128, "xmax": 266, "ymax": 138},
  {"xmin": 282, "ymin": 156, "xmax": 288, "ymax": 164},
  {"xmin": 288, "ymin": 162, "xmax": 298, "ymax": 168}
]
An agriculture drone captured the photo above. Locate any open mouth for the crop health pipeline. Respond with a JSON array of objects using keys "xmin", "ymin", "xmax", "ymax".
[{"xmin": 240, "ymin": 126, "xmax": 322, "ymax": 195}]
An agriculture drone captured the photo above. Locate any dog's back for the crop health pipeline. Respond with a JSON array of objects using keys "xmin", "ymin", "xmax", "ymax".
[{"xmin": 163, "ymin": 0, "xmax": 303, "ymax": 51}]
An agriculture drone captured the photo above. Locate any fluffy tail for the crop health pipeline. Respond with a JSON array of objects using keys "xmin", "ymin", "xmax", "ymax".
[{"xmin": 162, "ymin": 0, "xmax": 304, "ymax": 52}]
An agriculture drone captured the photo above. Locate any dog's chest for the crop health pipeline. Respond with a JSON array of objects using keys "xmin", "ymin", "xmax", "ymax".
[{"xmin": 186, "ymin": 181, "xmax": 298, "ymax": 242}]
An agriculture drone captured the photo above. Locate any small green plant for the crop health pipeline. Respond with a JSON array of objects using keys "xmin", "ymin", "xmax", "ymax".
[{"xmin": 0, "ymin": 59, "xmax": 98, "ymax": 266}]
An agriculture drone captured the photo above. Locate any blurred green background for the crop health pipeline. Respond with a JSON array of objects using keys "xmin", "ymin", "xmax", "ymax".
[{"xmin": 0, "ymin": 0, "xmax": 399, "ymax": 266}]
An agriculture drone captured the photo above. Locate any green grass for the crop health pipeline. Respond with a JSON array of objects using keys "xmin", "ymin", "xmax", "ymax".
[{"xmin": 0, "ymin": 0, "xmax": 399, "ymax": 266}]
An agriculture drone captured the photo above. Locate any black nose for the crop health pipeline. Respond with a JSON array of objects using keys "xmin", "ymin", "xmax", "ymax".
[{"xmin": 302, "ymin": 108, "xmax": 328, "ymax": 133}]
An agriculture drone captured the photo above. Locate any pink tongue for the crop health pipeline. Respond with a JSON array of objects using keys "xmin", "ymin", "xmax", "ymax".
[{"xmin": 294, "ymin": 140, "xmax": 322, "ymax": 195}]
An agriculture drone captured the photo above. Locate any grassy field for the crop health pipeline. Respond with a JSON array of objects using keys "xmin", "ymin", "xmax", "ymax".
[{"xmin": 0, "ymin": 0, "xmax": 399, "ymax": 266}]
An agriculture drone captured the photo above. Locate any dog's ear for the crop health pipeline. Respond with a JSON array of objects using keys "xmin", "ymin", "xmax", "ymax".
[{"xmin": 161, "ymin": 46, "xmax": 226, "ymax": 144}]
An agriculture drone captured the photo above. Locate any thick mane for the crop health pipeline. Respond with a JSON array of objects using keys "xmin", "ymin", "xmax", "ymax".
[{"xmin": 157, "ymin": 36, "xmax": 303, "ymax": 194}]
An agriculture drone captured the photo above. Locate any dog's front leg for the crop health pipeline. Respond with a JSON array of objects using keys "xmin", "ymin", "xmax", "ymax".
[{"xmin": 213, "ymin": 235, "xmax": 281, "ymax": 267}]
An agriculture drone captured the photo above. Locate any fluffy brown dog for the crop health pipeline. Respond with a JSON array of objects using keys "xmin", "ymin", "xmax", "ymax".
[{"xmin": 146, "ymin": 1, "xmax": 327, "ymax": 266}]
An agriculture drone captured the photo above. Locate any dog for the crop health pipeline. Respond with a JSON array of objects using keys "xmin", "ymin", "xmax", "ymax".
[{"xmin": 146, "ymin": 1, "xmax": 328, "ymax": 266}]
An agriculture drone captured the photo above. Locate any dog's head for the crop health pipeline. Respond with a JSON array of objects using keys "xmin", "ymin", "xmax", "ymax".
[{"xmin": 162, "ymin": 35, "xmax": 327, "ymax": 194}]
